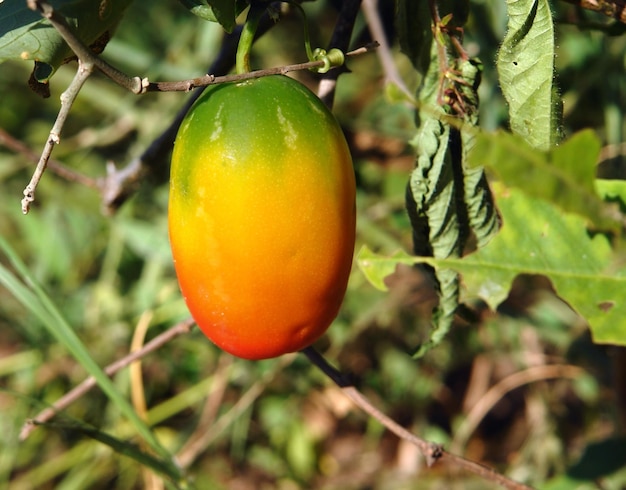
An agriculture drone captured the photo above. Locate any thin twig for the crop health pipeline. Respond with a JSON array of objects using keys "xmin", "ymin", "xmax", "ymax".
[
  {"xmin": 361, "ymin": 0, "xmax": 415, "ymax": 101},
  {"xmin": 0, "ymin": 128, "xmax": 99, "ymax": 189},
  {"xmin": 21, "ymin": 60, "xmax": 94, "ymax": 214},
  {"xmin": 29, "ymin": 0, "xmax": 376, "ymax": 95},
  {"xmin": 301, "ymin": 347, "xmax": 535, "ymax": 490},
  {"xmin": 561, "ymin": 0, "xmax": 626, "ymax": 23},
  {"xmin": 28, "ymin": 0, "xmax": 148, "ymax": 94},
  {"xmin": 450, "ymin": 364, "xmax": 584, "ymax": 454},
  {"xmin": 143, "ymin": 45, "xmax": 378, "ymax": 93},
  {"xmin": 19, "ymin": 318, "xmax": 196, "ymax": 441}
]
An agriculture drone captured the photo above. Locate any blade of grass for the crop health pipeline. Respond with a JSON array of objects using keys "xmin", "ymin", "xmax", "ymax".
[{"xmin": 0, "ymin": 235, "xmax": 179, "ymax": 478}]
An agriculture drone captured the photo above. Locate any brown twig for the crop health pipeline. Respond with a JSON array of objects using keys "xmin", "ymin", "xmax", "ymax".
[
  {"xmin": 561, "ymin": 0, "xmax": 626, "ymax": 23},
  {"xmin": 27, "ymin": 0, "xmax": 148, "ymax": 94},
  {"xmin": 301, "ymin": 347, "xmax": 535, "ymax": 490},
  {"xmin": 29, "ymin": 0, "xmax": 375, "ymax": 95},
  {"xmin": 361, "ymin": 0, "xmax": 415, "ymax": 101},
  {"xmin": 21, "ymin": 59, "xmax": 94, "ymax": 214},
  {"xmin": 0, "ymin": 128, "xmax": 98, "ymax": 189},
  {"xmin": 450, "ymin": 364, "xmax": 585, "ymax": 454},
  {"xmin": 19, "ymin": 318, "xmax": 196, "ymax": 441},
  {"xmin": 141, "ymin": 45, "xmax": 377, "ymax": 93}
]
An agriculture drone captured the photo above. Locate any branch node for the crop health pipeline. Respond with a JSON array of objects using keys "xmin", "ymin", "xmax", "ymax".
[
  {"xmin": 49, "ymin": 132, "xmax": 60, "ymax": 145},
  {"xmin": 133, "ymin": 77, "xmax": 150, "ymax": 94},
  {"xmin": 425, "ymin": 442, "xmax": 444, "ymax": 467},
  {"xmin": 21, "ymin": 187, "xmax": 35, "ymax": 214}
]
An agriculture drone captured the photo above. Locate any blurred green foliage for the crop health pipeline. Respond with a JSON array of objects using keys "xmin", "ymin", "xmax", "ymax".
[{"xmin": 1, "ymin": 1, "xmax": 626, "ymax": 489}]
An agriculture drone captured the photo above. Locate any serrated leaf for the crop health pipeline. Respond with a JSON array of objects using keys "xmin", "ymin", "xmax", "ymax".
[
  {"xmin": 497, "ymin": 0, "xmax": 562, "ymax": 150},
  {"xmin": 0, "ymin": 0, "xmax": 131, "ymax": 81},
  {"xmin": 359, "ymin": 183, "xmax": 626, "ymax": 347},
  {"xmin": 469, "ymin": 129, "xmax": 619, "ymax": 229},
  {"xmin": 597, "ymin": 178, "xmax": 626, "ymax": 212},
  {"xmin": 430, "ymin": 184, "xmax": 625, "ymax": 346}
]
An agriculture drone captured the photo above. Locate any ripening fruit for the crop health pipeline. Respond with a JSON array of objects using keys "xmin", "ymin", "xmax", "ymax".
[{"xmin": 168, "ymin": 75, "xmax": 356, "ymax": 360}]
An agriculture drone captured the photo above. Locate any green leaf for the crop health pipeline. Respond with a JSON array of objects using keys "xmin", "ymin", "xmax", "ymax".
[
  {"xmin": 36, "ymin": 420, "xmax": 185, "ymax": 487},
  {"xmin": 405, "ymin": 40, "xmax": 462, "ymax": 357},
  {"xmin": 396, "ymin": 0, "xmax": 432, "ymax": 75},
  {"xmin": 469, "ymin": 129, "xmax": 619, "ymax": 229},
  {"xmin": 0, "ymin": 0, "xmax": 131, "ymax": 81},
  {"xmin": 359, "ymin": 182, "xmax": 626, "ymax": 347},
  {"xmin": 597, "ymin": 178, "xmax": 626, "ymax": 212},
  {"xmin": 403, "ymin": 34, "xmax": 499, "ymax": 357},
  {"xmin": 357, "ymin": 247, "xmax": 423, "ymax": 292},
  {"xmin": 497, "ymin": 0, "xmax": 562, "ymax": 150},
  {"xmin": 178, "ymin": 0, "xmax": 247, "ymax": 33},
  {"xmin": 457, "ymin": 59, "xmax": 501, "ymax": 249}
]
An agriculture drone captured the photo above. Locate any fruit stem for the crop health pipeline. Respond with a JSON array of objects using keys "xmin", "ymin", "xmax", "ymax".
[
  {"xmin": 301, "ymin": 346, "xmax": 353, "ymax": 387},
  {"xmin": 235, "ymin": 2, "xmax": 265, "ymax": 74}
]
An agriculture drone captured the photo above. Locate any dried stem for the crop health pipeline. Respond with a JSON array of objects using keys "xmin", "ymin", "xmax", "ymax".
[
  {"xmin": 0, "ymin": 128, "xmax": 98, "ymax": 189},
  {"xmin": 361, "ymin": 0, "xmax": 414, "ymax": 101},
  {"xmin": 450, "ymin": 364, "xmax": 584, "ymax": 454},
  {"xmin": 21, "ymin": 60, "xmax": 93, "ymax": 214},
  {"xmin": 129, "ymin": 312, "xmax": 165, "ymax": 490},
  {"xmin": 27, "ymin": 0, "xmax": 148, "ymax": 94},
  {"xmin": 19, "ymin": 318, "xmax": 196, "ymax": 441},
  {"xmin": 561, "ymin": 0, "xmax": 626, "ymax": 23},
  {"xmin": 142, "ymin": 45, "xmax": 377, "ymax": 93},
  {"xmin": 301, "ymin": 347, "xmax": 535, "ymax": 490}
]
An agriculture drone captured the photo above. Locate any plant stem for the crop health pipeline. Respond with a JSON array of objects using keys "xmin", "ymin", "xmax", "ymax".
[
  {"xmin": 301, "ymin": 346, "xmax": 535, "ymax": 490},
  {"xmin": 235, "ymin": 3, "xmax": 265, "ymax": 74}
]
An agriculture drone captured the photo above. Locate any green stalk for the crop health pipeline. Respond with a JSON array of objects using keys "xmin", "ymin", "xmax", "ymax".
[{"xmin": 235, "ymin": 3, "xmax": 265, "ymax": 74}]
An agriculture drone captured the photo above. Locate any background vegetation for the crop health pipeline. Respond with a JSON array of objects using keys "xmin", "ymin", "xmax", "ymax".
[{"xmin": 1, "ymin": 1, "xmax": 626, "ymax": 489}]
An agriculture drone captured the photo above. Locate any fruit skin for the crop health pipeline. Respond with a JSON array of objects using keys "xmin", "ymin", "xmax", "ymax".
[{"xmin": 169, "ymin": 75, "xmax": 356, "ymax": 360}]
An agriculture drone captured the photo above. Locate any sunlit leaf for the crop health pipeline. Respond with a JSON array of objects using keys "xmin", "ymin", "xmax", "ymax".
[
  {"xmin": 357, "ymin": 247, "xmax": 422, "ymax": 292},
  {"xmin": 497, "ymin": 0, "xmax": 562, "ymax": 150},
  {"xmin": 360, "ymin": 184, "xmax": 626, "ymax": 347},
  {"xmin": 469, "ymin": 129, "xmax": 619, "ymax": 228},
  {"xmin": 0, "ymin": 0, "xmax": 131, "ymax": 81}
]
